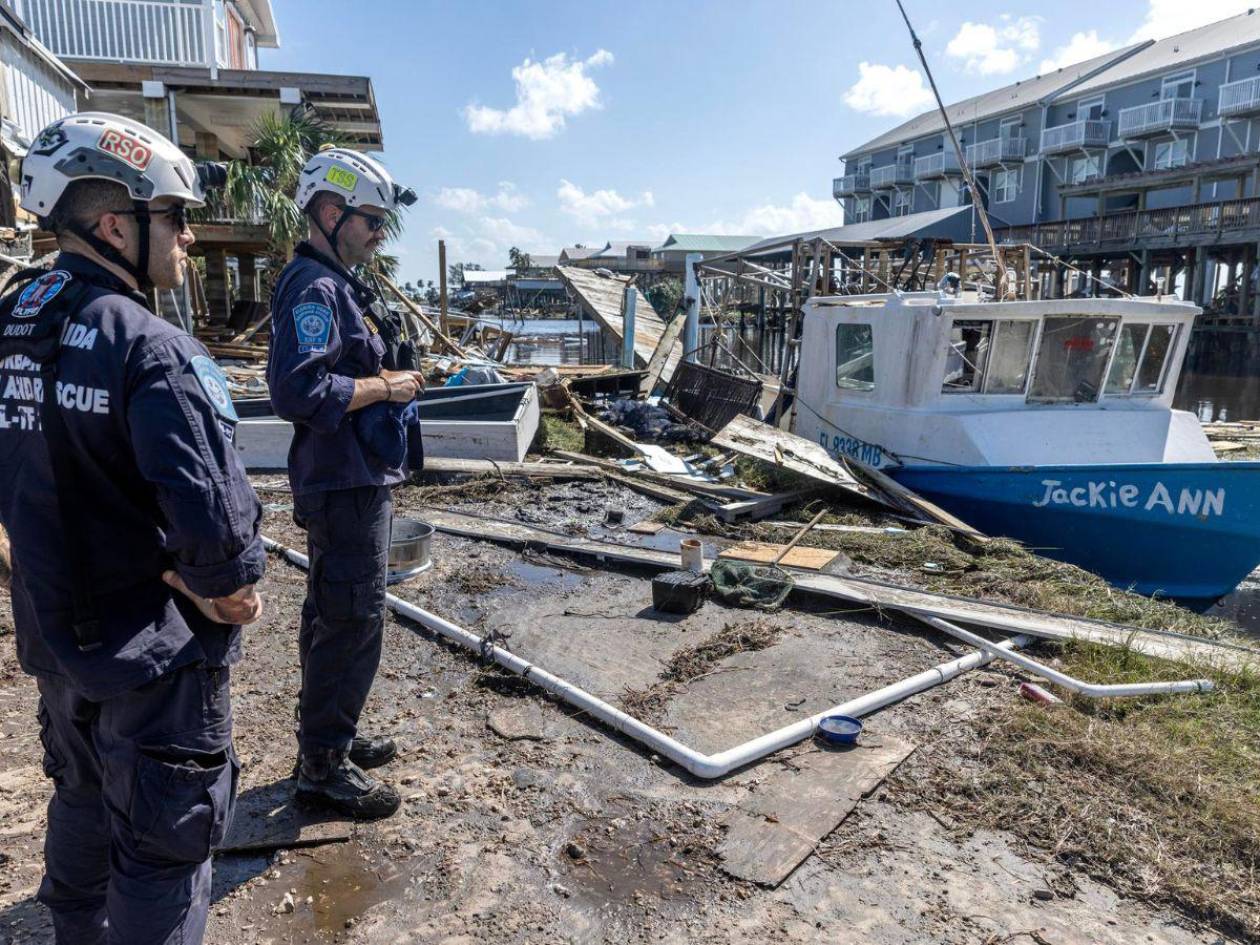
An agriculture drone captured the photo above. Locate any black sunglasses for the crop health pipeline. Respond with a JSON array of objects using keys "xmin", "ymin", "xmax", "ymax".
[
  {"xmin": 343, "ymin": 207, "xmax": 389, "ymax": 232},
  {"xmin": 109, "ymin": 205, "xmax": 191, "ymax": 230}
]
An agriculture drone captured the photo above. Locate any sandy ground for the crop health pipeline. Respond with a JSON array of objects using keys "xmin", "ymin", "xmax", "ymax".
[{"xmin": 0, "ymin": 477, "xmax": 1243, "ymax": 945}]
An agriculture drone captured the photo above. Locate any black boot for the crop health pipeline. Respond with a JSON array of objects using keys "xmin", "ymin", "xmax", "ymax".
[
  {"xmin": 296, "ymin": 749, "xmax": 401, "ymax": 820},
  {"xmin": 349, "ymin": 735, "xmax": 397, "ymax": 770}
]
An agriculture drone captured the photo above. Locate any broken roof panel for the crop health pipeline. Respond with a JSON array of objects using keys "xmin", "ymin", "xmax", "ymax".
[
  {"xmin": 726, "ymin": 206, "xmax": 976, "ymax": 261},
  {"xmin": 556, "ymin": 266, "xmax": 681, "ymax": 382}
]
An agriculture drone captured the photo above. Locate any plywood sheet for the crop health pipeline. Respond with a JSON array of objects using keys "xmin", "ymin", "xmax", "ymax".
[
  {"xmin": 718, "ymin": 737, "xmax": 915, "ymax": 886},
  {"xmin": 218, "ymin": 781, "xmax": 350, "ymax": 854},
  {"xmin": 718, "ymin": 541, "xmax": 839, "ymax": 571}
]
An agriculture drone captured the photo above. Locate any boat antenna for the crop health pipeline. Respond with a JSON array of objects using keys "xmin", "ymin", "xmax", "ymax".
[{"xmin": 894, "ymin": 0, "xmax": 1009, "ymax": 299}]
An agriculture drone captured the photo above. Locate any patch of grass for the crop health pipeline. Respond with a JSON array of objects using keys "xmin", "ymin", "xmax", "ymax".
[
  {"xmin": 534, "ymin": 414, "xmax": 586, "ymax": 455},
  {"xmin": 908, "ymin": 642, "xmax": 1260, "ymax": 939}
]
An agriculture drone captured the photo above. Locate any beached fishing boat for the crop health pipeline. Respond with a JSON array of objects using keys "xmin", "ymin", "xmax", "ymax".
[{"xmin": 791, "ymin": 288, "xmax": 1260, "ymax": 599}]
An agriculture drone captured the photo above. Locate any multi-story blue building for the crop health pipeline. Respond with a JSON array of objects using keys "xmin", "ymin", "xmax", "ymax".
[{"xmin": 835, "ymin": 11, "xmax": 1260, "ymax": 316}]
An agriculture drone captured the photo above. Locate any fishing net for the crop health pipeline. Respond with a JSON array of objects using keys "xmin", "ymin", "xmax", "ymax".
[{"xmin": 709, "ymin": 559, "xmax": 794, "ymax": 612}]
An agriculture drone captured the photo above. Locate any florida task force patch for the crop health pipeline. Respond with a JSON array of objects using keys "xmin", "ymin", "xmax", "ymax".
[
  {"xmin": 13, "ymin": 270, "xmax": 72, "ymax": 319},
  {"xmin": 190, "ymin": 355, "xmax": 238, "ymax": 422},
  {"xmin": 293, "ymin": 302, "xmax": 333, "ymax": 353}
]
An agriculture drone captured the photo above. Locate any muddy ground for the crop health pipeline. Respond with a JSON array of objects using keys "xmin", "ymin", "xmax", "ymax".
[{"xmin": 0, "ymin": 477, "xmax": 1244, "ymax": 944}]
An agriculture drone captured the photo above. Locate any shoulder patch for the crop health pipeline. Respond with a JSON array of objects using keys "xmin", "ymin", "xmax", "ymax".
[
  {"xmin": 293, "ymin": 302, "xmax": 333, "ymax": 353},
  {"xmin": 190, "ymin": 355, "xmax": 238, "ymax": 422},
  {"xmin": 13, "ymin": 270, "xmax": 72, "ymax": 319}
]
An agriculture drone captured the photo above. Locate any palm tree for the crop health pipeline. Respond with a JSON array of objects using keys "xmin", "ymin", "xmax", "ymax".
[{"xmin": 220, "ymin": 108, "xmax": 343, "ymax": 261}]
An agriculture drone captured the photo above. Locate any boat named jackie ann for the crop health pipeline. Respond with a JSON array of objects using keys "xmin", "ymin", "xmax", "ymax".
[{"xmin": 790, "ymin": 288, "xmax": 1260, "ymax": 599}]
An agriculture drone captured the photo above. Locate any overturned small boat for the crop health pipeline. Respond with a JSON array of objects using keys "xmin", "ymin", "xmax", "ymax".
[{"xmin": 791, "ymin": 288, "xmax": 1260, "ymax": 599}]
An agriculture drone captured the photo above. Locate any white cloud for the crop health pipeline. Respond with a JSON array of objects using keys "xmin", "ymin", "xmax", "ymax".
[
  {"xmin": 945, "ymin": 16, "xmax": 1041, "ymax": 75},
  {"xmin": 1039, "ymin": 30, "xmax": 1117, "ymax": 73},
  {"xmin": 433, "ymin": 182, "xmax": 528, "ymax": 214},
  {"xmin": 431, "ymin": 214, "xmax": 550, "ymax": 270},
  {"xmin": 1130, "ymin": 0, "xmax": 1257, "ymax": 41},
  {"xmin": 557, "ymin": 179, "xmax": 655, "ymax": 227},
  {"xmin": 842, "ymin": 63, "xmax": 934, "ymax": 117},
  {"xmin": 712, "ymin": 192, "xmax": 843, "ymax": 237},
  {"xmin": 464, "ymin": 50, "xmax": 613, "ymax": 140}
]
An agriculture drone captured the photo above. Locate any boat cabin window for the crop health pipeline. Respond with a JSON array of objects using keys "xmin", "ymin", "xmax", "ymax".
[
  {"xmin": 1028, "ymin": 316, "xmax": 1119, "ymax": 403},
  {"xmin": 941, "ymin": 319, "xmax": 1037, "ymax": 394},
  {"xmin": 835, "ymin": 323, "xmax": 875, "ymax": 391},
  {"xmin": 1104, "ymin": 322, "xmax": 1179, "ymax": 395}
]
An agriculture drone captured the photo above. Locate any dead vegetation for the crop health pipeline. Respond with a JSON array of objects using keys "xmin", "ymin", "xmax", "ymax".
[
  {"xmin": 622, "ymin": 619, "xmax": 782, "ymax": 722},
  {"xmin": 898, "ymin": 641, "xmax": 1260, "ymax": 940},
  {"xmin": 451, "ymin": 563, "xmax": 521, "ymax": 596}
]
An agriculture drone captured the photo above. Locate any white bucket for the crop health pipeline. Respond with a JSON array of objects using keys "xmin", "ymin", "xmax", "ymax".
[{"xmin": 680, "ymin": 538, "xmax": 704, "ymax": 573}]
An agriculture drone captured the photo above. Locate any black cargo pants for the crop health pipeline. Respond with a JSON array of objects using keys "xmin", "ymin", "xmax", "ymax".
[
  {"xmin": 293, "ymin": 484, "xmax": 392, "ymax": 755},
  {"xmin": 36, "ymin": 664, "xmax": 238, "ymax": 945}
]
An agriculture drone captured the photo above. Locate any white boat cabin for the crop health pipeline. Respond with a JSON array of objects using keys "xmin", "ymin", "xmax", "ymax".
[{"xmin": 793, "ymin": 292, "xmax": 1214, "ymax": 469}]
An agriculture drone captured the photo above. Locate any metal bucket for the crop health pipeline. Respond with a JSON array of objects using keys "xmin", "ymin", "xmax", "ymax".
[{"xmin": 388, "ymin": 518, "xmax": 434, "ymax": 584}]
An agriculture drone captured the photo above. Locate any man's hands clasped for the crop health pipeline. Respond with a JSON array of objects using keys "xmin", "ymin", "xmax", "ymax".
[{"xmin": 379, "ymin": 369, "xmax": 426, "ymax": 403}]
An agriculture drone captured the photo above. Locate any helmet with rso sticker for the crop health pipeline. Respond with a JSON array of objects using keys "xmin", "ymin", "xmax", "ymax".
[
  {"xmin": 296, "ymin": 147, "xmax": 416, "ymax": 214},
  {"xmin": 20, "ymin": 112, "xmax": 209, "ymax": 216},
  {"xmin": 19, "ymin": 112, "xmax": 228, "ymax": 290}
]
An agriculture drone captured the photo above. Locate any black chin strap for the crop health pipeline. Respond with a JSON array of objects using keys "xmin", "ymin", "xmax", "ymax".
[
  {"xmin": 68, "ymin": 200, "xmax": 152, "ymax": 292},
  {"xmin": 309, "ymin": 205, "xmax": 355, "ymax": 270}
]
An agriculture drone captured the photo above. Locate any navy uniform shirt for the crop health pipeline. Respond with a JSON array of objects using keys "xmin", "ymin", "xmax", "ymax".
[
  {"xmin": 267, "ymin": 243, "xmax": 405, "ymax": 496},
  {"xmin": 0, "ymin": 253, "xmax": 265, "ymax": 701}
]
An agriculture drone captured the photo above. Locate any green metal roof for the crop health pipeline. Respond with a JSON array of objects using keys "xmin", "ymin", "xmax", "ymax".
[{"xmin": 653, "ymin": 234, "xmax": 763, "ymax": 254}]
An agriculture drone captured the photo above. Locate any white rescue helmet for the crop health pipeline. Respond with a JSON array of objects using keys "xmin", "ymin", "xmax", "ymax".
[
  {"xmin": 295, "ymin": 147, "xmax": 416, "ymax": 213},
  {"xmin": 20, "ymin": 111, "xmax": 209, "ymax": 218}
]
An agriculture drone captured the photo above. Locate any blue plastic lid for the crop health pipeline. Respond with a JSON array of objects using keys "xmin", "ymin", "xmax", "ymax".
[{"xmin": 817, "ymin": 715, "xmax": 863, "ymax": 744}]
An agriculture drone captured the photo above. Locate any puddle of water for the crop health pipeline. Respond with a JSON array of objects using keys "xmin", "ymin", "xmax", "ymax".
[
  {"xmin": 273, "ymin": 842, "xmax": 408, "ymax": 939},
  {"xmin": 507, "ymin": 560, "xmax": 587, "ymax": 590},
  {"xmin": 562, "ymin": 806, "xmax": 709, "ymax": 905}
]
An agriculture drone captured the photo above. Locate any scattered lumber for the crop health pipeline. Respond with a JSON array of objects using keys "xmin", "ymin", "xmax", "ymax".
[
  {"xmin": 718, "ymin": 540, "xmax": 839, "ymax": 571},
  {"xmin": 550, "ymin": 450, "xmax": 761, "ymax": 500},
  {"xmin": 419, "ymin": 507, "xmax": 1258, "ymax": 670},
  {"xmin": 556, "ymin": 266, "xmax": 681, "ymax": 383},
  {"xmin": 641, "ymin": 312, "xmax": 687, "ymax": 395},
  {"xmin": 709, "ymin": 488, "xmax": 825, "ymax": 523},
  {"xmin": 381, "ymin": 276, "xmax": 469, "ymax": 358},
  {"xmin": 718, "ymin": 737, "xmax": 915, "ymax": 886},
  {"xmin": 420, "ymin": 457, "xmax": 600, "ymax": 480},
  {"xmin": 848, "ymin": 460, "xmax": 986, "ymax": 542}
]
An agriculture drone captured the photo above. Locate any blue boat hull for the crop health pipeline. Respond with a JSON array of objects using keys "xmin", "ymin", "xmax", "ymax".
[{"xmin": 888, "ymin": 462, "xmax": 1260, "ymax": 599}]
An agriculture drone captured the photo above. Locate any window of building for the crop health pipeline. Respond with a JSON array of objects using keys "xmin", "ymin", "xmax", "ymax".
[
  {"xmin": 1069, "ymin": 153, "xmax": 1103, "ymax": 184},
  {"xmin": 214, "ymin": 0, "xmax": 228, "ymax": 67},
  {"xmin": 1153, "ymin": 137, "xmax": 1191, "ymax": 170},
  {"xmin": 992, "ymin": 167, "xmax": 1020, "ymax": 203},
  {"xmin": 999, "ymin": 117, "xmax": 1021, "ymax": 141},
  {"xmin": 852, "ymin": 195, "xmax": 871, "ymax": 223},
  {"xmin": 1078, "ymin": 96, "xmax": 1105, "ymax": 121},
  {"xmin": 893, "ymin": 188, "xmax": 912, "ymax": 216},
  {"xmin": 897, "ymin": 145, "xmax": 914, "ymax": 168},
  {"xmin": 836, "ymin": 324, "xmax": 875, "ymax": 391},
  {"xmin": 1105, "ymin": 323, "xmax": 1179, "ymax": 395},
  {"xmin": 1161, "ymin": 71, "xmax": 1196, "ymax": 100},
  {"xmin": 941, "ymin": 319, "xmax": 1038, "ymax": 394},
  {"xmin": 1028, "ymin": 316, "xmax": 1119, "ymax": 402}
]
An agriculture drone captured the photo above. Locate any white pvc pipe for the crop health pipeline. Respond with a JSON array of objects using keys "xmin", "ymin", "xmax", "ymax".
[
  {"xmin": 264, "ymin": 536, "xmax": 1030, "ymax": 780},
  {"xmin": 921, "ymin": 616, "xmax": 1213, "ymax": 698}
]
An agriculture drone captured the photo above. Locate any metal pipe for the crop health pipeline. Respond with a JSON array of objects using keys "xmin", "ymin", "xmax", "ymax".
[
  {"xmin": 921, "ymin": 616, "xmax": 1213, "ymax": 698},
  {"xmin": 683, "ymin": 252, "xmax": 701, "ymax": 364},
  {"xmin": 621, "ymin": 284, "xmax": 636, "ymax": 369},
  {"xmin": 264, "ymin": 536, "xmax": 1030, "ymax": 780}
]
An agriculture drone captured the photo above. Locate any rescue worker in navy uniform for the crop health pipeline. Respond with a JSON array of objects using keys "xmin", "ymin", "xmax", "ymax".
[
  {"xmin": 0, "ymin": 112, "xmax": 265, "ymax": 944},
  {"xmin": 267, "ymin": 147, "xmax": 420, "ymax": 819}
]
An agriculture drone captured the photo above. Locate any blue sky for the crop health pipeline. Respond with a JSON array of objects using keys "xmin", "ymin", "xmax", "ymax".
[{"xmin": 262, "ymin": 0, "xmax": 1254, "ymax": 285}]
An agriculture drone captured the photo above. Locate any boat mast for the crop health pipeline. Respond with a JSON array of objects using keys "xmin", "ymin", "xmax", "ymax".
[{"xmin": 894, "ymin": 0, "xmax": 1009, "ymax": 299}]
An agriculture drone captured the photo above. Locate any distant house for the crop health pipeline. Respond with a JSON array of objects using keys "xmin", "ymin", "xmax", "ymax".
[
  {"xmin": 509, "ymin": 254, "xmax": 559, "ymax": 279},
  {"xmin": 651, "ymin": 234, "xmax": 763, "ymax": 274},
  {"xmin": 0, "ymin": 2, "xmax": 87, "ymax": 234},
  {"xmin": 462, "ymin": 269, "xmax": 509, "ymax": 289},
  {"xmin": 560, "ymin": 240, "xmax": 659, "ymax": 273}
]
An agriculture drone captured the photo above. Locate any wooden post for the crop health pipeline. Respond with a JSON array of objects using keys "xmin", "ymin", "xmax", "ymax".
[
  {"xmin": 202, "ymin": 248, "xmax": 230, "ymax": 324},
  {"xmin": 238, "ymin": 253, "xmax": 258, "ymax": 302},
  {"xmin": 438, "ymin": 239, "xmax": 449, "ymax": 338},
  {"xmin": 1241, "ymin": 243, "xmax": 1255, "ymax": 318}
]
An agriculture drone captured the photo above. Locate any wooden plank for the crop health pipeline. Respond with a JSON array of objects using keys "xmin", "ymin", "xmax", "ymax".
[
  {"xmin": 421, "ymin": 457, "xmax": 600, "ymax": 479},
  {"xmin": 718, "ymin": 541, "xmax": 839, "ymax": 571},
  {"xmin": 718, "ymin": 737, "xmax": 915, "ymax": 886},
  {"xmin": 628, "ymin": 520, "xmax": 667, "ymax": 534},
  {"xmin": 848, "ymin": 459, "xmax": 987, "ymax": 542},
  {"xmin": 712, "ymin": 415, "xmax": 875, "ymax": 502},
  {"xmin": 218, "ymin": 781, "xmax": 351, "ymax": 854},
  {"xmin": 551, "ymin": 449, "xmax": 764, "ymax": 500},
  {"xmin": 557, "ymin": 266, "xmax": 681, "ymax": 383},
  {"xmin": 641, "ymin": 312, "xmax": 687, "ymax": 395},
  {"xmin": 418, "ymin": 507, "xmax": 1259, "ymax": 671},
  {"xmin": 710, "ymin": 488, "xmax": 823, "ymax": 523}
]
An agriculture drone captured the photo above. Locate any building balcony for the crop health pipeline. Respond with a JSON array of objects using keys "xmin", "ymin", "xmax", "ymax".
[
  {"xmin": 1219, "ymin": 76, "xmax": 1260, "ymax": 118},
  {"xmin": 1002, "ymin": 196, "xmax": 1260, "ymax": 251},
  {"xmin": 869, "ymin": 163, "xmax": 913, "ymax": 190},
  {"xmin": 913, "ymin": 150, "xmax": 962, "ymax": 180},
  {"xmin": 1040, "ymin": 119, "xmax": 1112, "ymax": 154},
  {"xmin": 833, "ymin": 173, "xmax": 870, "ymax": 197},
  {"xmin": 1117, "ymin": 98, "xmax": 1203, "ymax": 138},
  {"xmin": 966, "ymin": 136, "xmax": 1027, "ymax": 168}
]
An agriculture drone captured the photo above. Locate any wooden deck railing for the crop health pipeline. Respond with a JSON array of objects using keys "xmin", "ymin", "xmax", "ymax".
[{"xmin": 1003, "ymin": 197, "xmax": 1260, "ymax": 250}]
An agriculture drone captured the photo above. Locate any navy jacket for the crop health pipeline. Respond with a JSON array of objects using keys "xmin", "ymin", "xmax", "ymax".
[
  {"xmin": 266, "ymin": 243, "xmax": 405, "ymax": 496},
  {"xmin": 0, "ymin": 253, "xmax": 265, "ymax": 701}
]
